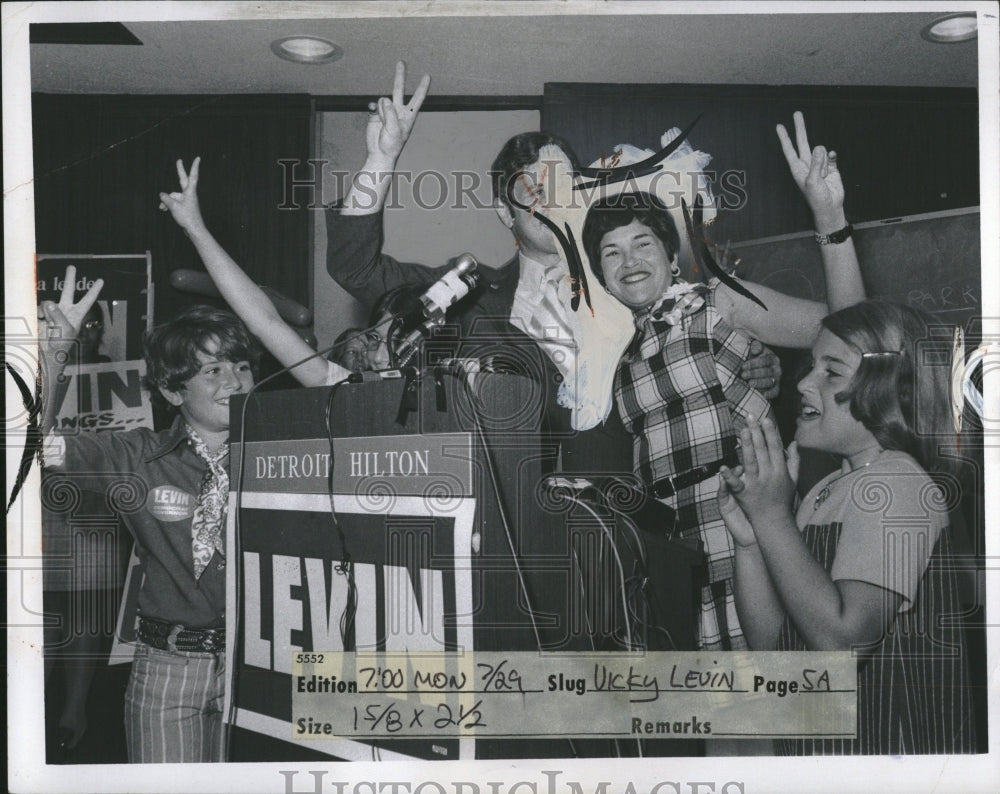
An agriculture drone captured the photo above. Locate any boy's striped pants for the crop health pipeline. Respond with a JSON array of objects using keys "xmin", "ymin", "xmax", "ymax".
[{"xmin": 124, "ymin": 642, "xmax": 225, "ymax": 763}]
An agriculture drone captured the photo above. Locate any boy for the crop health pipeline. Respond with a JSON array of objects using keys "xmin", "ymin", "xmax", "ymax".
[{"xmin": 40, "ymin": 266, "xmax": 258, "ymax": 762}]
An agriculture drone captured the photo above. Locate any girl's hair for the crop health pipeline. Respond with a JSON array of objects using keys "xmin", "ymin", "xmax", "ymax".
[
  {"xmin": 821, "ymin": 300, "xmax": 956, "ymax": 473},
  {"xmin": 143, "ymin": 305, "xmax": 260, "ymax": 398},
  {"xmin": 581, "ymin": 191, "xmax": 680, "ymax": 287}
]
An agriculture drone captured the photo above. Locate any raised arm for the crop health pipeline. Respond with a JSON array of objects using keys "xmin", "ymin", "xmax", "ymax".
[
  {"xmin": 39, "ymin": 266, "xmax": 104, "ymax": 433},
  {"xmin": 775, "ymin": 111, "xmax": 863, "ymax": 311},
  {"xmin": 160, "ymin": 158, "xmax": 344, "ymax": 387},
  {"xmin": 341, "ymin": 61, "xmax": 430, "ymax": 216},
  {"xmin": 326, "ymin": 62, "xmax": 446, "ymax": 306},
  {"xmin": 717, "ymin": 112, "xmax": 865, "ymax": 348}
]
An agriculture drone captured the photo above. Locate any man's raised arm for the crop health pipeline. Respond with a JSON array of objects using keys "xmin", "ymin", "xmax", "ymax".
[
  {"xmin": 326, "ymin": 62, "xmax": 445, "ymax": 308},
  {"xmin": 341, "ymin": 61, "xmax": 430, "ymax": 216}
]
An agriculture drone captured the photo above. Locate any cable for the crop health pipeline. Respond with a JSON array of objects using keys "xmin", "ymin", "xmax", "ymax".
[
  {"xmin": 568, "ymin": 546, "xmax": 625, "ymax": 759},
  {"xmin": 569, "ymin": 547, "xmax": 598, "ymax": 648},
  {"xmin": 324, "ymin": 383, "xmax": 357, "ymax": 650},
  {"xmin": 458, "ymin": 371, "xmax": 544, "ymax": 652},
  {"xmin": 606, "ymin": 501, "xmax": 647, "ymax": 568},
  {"xmin": 225, "ymin": 324, "xmax": 382, "ymax": 757},
  {"xmin": 562, "ymin": 493, "xmax": 633, "ymax": 652},
  {"xmin": 563, "ymin": 490, "xmax": 649, "ymax": 759},
  {"xmin": 459, "ymin": 369, "xmax": 607, "ymax": 758},
  {"xmin": 604, "ymin": 502, "xmax": 680, "ymax": 653},
  {"xmin": 605, "ymin": 507, "xmax": 650, "ymax": 646},
  {"xmin": 566, "ymin": 486, "xmax": 683, "ymax": 650},
  {"xmin": 386, "ymin": 317, "xmax": 406, "ymax": 368}
]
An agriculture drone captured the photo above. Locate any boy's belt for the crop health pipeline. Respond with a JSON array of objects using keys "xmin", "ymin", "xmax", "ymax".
[
  {"xmin": 648, "ymin": 452, "xmax": 740, "ymax": 499},
  {"xmin": 138, "ymin": 616, "xmax": 225, "ymax": 653}
]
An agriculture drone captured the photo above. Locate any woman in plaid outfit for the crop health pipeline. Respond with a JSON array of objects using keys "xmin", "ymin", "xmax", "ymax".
[{"xmin": 581, "ymin": 112, "xmax": 864, "ymax": 650}]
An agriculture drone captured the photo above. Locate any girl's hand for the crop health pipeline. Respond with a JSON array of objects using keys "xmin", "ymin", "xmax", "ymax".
[
  {"xmin": 364, "ymin": 61, "xmax": 430, "ymax": 166},
  {"xmin": 730, "ymin": 418, "xmax": 797, "ymax": 524},
  {"xmin": 776, "ymin": 111, "xmax": 845, "ymax": 232},
  {"xmin": 717, "ymin": 466, "xmax": 757, "ymax": 548},
  {"xmin": 159, "ymin": 157, "xmax": 206, "ymax": 235}
]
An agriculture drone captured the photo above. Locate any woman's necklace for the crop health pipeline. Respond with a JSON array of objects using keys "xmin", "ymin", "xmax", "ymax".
[{"xmin": 813, "ymin": 449, "xmax": 885, "ymax": 510}]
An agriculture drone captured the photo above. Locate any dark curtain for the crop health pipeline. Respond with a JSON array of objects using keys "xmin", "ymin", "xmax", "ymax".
[
  {"xmin": 32, "ymin": 94, "xmax": 313, "ymax": 326},
  {"xmin": 542, "ymin": 84, "xmax": 978, "ymax": 242}
]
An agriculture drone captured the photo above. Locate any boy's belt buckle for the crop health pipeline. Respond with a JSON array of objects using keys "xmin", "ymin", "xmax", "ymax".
[{"xmin": 166, "ymin": 624, "xmax": 184, "ymax": 652}]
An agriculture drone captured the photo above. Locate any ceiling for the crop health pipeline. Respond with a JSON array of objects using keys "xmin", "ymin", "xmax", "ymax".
[{"xmin": 26, "ymin": 8, "xmax": 981, "ymax": 96}]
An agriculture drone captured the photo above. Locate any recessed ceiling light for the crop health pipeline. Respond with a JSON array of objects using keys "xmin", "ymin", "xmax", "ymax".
[
  {"xmin": 270, "ymin": 36, "xmax": 342, "ymax": 64},
  {"xmin": 921, "ymin": 13, "xmax": 978, "ymax": 43}
]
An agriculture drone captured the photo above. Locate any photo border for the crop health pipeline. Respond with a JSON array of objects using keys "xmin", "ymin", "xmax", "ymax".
[{"xmin": 5, "ymin": 2, "xmax": 998, "ymax": 792}]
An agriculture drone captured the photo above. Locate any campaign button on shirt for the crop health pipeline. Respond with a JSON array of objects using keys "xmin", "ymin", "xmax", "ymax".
[{"xmin": 146, "ymin": 485, "xmax": 196, "ymax": 521}]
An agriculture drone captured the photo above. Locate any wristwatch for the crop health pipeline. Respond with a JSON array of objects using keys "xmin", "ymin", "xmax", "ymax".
[{"xmin": 814, "ymin": 224, "xmax": 853, "ymax": 246}]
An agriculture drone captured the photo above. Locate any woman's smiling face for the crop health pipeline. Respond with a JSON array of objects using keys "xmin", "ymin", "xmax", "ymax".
[{"xmin": 598, "ymin": 219, "xmax": 675, "ymax": 310}]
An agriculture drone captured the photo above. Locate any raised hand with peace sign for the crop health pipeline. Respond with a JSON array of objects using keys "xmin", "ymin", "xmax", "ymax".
[
  {"xmin": 343, "ymin": 61, "xmax": 431, "ymax": 216},
  {"xmin": 39, "ymin": 265, "xmax": 105, "ymax": 367},
  {"xmin": 364, "ymin": 60, "xmax": 431, "ymax": 167},
  {"xmin": 776, "ymin": 111, "xmax": 847, "ymax": 235}
]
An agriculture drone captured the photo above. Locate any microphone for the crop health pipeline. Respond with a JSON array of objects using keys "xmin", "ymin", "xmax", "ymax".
[{"xmin": 393, "ymin": 254, "xmax": 480, "ymax": 366}]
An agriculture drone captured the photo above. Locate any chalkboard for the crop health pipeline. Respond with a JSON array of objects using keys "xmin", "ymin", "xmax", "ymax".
[
  {"xmin": 729, "ymin": 206, "xmax": 983, "ymax": 495},
  {"xmin": 732, "ymin": 207, "xmax": 981, "ymax": 330}
]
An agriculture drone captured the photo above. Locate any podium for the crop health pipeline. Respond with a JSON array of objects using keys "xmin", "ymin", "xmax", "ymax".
[{"xmin": 225, "ymin": 370, "xmax": 699, "ymax": 761}]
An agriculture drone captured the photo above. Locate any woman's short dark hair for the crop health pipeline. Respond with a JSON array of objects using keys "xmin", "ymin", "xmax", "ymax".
[
  {"xmin": 490, "ymin": 131, "xmax": 581, "ymax": 207},
  {"xmin": 582, "ymin": 191, "xmax": 681, "ymax": 287},
  {"xmin": 820, "ymin": 300, "xmax": 955, "ymax": 474},
  {"xmin": 143, "ymin": 305, "xmax": 260, "ymax": 397}
]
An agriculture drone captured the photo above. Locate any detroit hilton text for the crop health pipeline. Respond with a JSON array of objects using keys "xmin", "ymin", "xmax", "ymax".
[
  {"xmin": 255, "ymin": 453, "xmax": 331, "ymax": 480},
  {"xmin": 348, "ymin": 449, "xmax": 430, "ymax": 477}
]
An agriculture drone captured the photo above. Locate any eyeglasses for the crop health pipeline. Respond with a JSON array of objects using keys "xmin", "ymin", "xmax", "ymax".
[
  {"xmin": 83, "ymin": 319, "xmax": 104, "ymax": 330},
  {"xmin": 362, "ymin": 330, "xmax": 384, "ymax": 349}
]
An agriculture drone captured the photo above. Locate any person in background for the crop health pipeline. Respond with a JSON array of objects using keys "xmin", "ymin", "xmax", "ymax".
[
  {"xmin": 330, "ymin": 327, "xmax": 377, "ymax": 374},
  {"xmin": 40, "ymin": 269, "xmax": 255, "ymax": 763},
  {"xmin": 75, "ymin": 304, "xmax": 111, "ymax": 365},
  {"xmin": 718, "ymin": 300, "xmax": 976, "ymax": 754}
]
